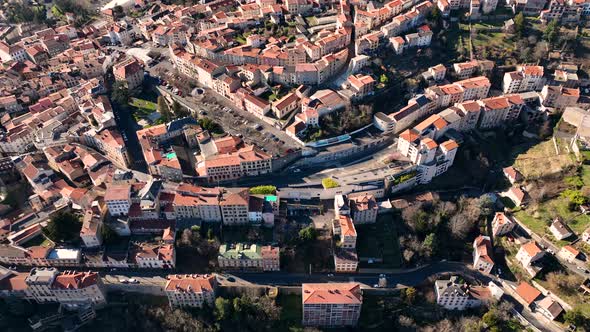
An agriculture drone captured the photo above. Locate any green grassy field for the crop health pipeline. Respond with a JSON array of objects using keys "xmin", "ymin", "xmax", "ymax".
[{"xmin": 129, "ymin": 98, "xmax": 157, "ymax": 111}]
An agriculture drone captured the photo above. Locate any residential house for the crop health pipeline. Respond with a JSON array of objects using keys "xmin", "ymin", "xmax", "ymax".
[
  {"xmin": 492, "ymin": 212, "xmax": 515, "ymax": 237},
  {"xmin": 549, "ymin": 217, "xmax": 573, "ymax": 240},
  {"xmin": 514, "ymin": 282, "xmax": 542, "ymax": 307},
  {"xmin": 473, "ymin": 235, "xmax": 494, "ymax": 274},
  {"xmin": 435, "ymin": 276, "xmax": 490, "ymax": 310}
]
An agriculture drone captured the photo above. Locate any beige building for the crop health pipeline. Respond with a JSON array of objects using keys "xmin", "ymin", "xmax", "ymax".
[
  {"xmin": 333, "ymin": 215, "xmax": 357, "ymax": 249},
  {"xmin": 473, "ymin": 235, "xmax": 494, "ymax": 274},
  {"xmin": 492, "ymin": 212, "xmax": 515, "ymax": 237},
  {"xmin": 349, "ymin": 194, "xmax": 378, "ymax": 224},
  {"xmin": 220, "ymin": 189, "xmax": 250, "ymax": 225},
  {"xmin": 113, "ymin": 58, "xmax": 144, "ymax": 91}
]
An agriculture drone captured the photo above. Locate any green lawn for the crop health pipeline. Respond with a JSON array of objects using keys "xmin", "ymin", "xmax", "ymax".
[
  {"xmin": 356, "ymin": 215, "xmax": 401, "ymax": 268},
  {"xmin": 129, "ymin": 98, "xmax": 157, "ymax": 111},
  {"xmin": 514, "ymin": 195, "xmax": 590, "ymax": 244}
]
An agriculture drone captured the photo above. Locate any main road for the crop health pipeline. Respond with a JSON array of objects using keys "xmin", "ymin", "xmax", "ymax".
[{"xmin": 98, "ymin": 261, "xmax": 560, "ymax": 332}]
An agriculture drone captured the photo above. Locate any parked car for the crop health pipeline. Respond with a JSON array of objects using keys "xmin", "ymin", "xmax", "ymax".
[{"xmin": 128, "ymin": 278, "xmax": 139, "ymax": 284}]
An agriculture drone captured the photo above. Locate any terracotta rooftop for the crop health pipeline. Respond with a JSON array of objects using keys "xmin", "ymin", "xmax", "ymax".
[{"xmin": 302, "ymin": 283, "xmax": 362, "ymax": 305}]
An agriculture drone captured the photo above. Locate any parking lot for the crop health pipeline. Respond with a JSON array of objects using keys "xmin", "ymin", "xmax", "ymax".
[{"xmin": 167, "ymin": 90, "xmax": 302, "ymax": 158}]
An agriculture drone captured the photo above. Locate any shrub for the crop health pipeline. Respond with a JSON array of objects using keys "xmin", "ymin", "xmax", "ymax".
[
  {"xmin": 322, "ymin": 178, "xmax": 339, "ymax": 189},
  {"xmin": 249, "ymin": 185, "xmax": 277, "ymax": 195}
]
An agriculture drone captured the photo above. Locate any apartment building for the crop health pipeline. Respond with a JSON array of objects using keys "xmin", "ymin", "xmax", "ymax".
[
  {"xmin": 473, "ymin": 235, "xmax": 494, "ymax": 274},
  {"xmin": 104, "ymin": 184, "xmax": 132, "ymax": 216},
  {"xmin": 164, "ymin": 274, "xmax": 217, "ymax": 308},
  {"xmin": 429, "ymin": 64, "xmax": 447, "ymax": 82},
  {"xmin": 113, "ymin": 58, "xmax": 144, "ymax": 91},
  {"xmin": 333, "ymin": 215, "xmax": 357, "ymax": 249},
  {"xmin": 477, "ymin": 95, "xmax": 524, "ymax": 129},
  {"xmin": 334, "ymin": 248, "xmax": 359, "ymax": 273},
  {"xmin": 51, "ymin": 270, "xmax": 106, "ymax": 308},
  {"xmin": 302, "ymin": 283, "xmax": 362, "ymax": 327},
  {"xmin": 540, "ymin": 85, "xmax": 579, "ymax": 109},
  {"xmin": 196, "ymin": 146, "xmax": 272, "ymax": 183},
  {"xmin": 217, "ymin": 243, "xmax": 280, "ymax": 271},
  {"xmin": 503, "ymin": 65, "xmax": 545, "ymax": 94},
  {"xmin": 272, "ymin": 92, "xmax": 300, "ymax": 119},
  {"xmin": 131, "ymin": 243, "xmax": 176, "ymax": 269},
  {"xmin": 397, "ymin": 120, "xmax": 460, "ymax": 185},
  {"xmin": 220, "ymin": 189, "xmax": 250, "ymax": 225},
  {"xmin": 492, "ymin": 212, "xmax": 516, "ymax": 237},
  {"xmin": 0, "ymin": 41, "xmax": 26, "ymax": 62},
  {"xmin": 80, "ymin": 206, "xmax": 103, "ymax": 248},
  {"xmin": 435, "ymin": 276, "xmax": 489, "ymax": 310},
  {"xmin": 348, "ymin": 194, "xmax": 378, "ymax": 224},
  {"xmin": 172, "ymin": 184, "xmax": 223, "ymax": 223},
  {"xmin": 8, "ymin": 268, "xmax": 107, "ymax": 308}
]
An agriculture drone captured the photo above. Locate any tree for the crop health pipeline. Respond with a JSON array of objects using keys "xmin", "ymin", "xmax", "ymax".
[
  {"xmin": 543, "ymin": 20, "xmax": 559, "ymax": 45},
  {"xmin": 214, "ymin": 297, "xmax": 232, "ymax": 321},
  {"xmin": 423, "ymin": 233, "xmax": 438, "ymax": 255},
  {"xmin": 100, "ymin": 223, "xmax": 120, "ymax": 245},
  {"xmin": 514, "ymin": 12, "xmax": 525, "ymax": 37},
  {"xmin": 379, "ymin": 73, "xmax": 389, "ymax": 85},
  {"xmin": 483, "ymin": 309, "xmax": 500, "ymax": 327},
  {"xmin": 561, "ymin": 189, "xmax": 587, "ymax": 206},
  {"xmin": 564, "ymin": 309, "xmax": 587, "ymax": 327},
  {"xmin": 158, "ymin": 96, "xmax": 172, "ymax": 122},
  {"xmin": 111, "ymin": 81, "xmax": 129, "ymax": 105},
  {"xmin": 298, "ymin": 226, "xmax": 317, "ymax": 243},
  {"xmin": 171, "ymin": 100, "xmax": 190, "ymax": 118},
  {"xmin": 43, "ymin": 212, "xmax": 81, "ymax": 242},
  {"xmin": 198, "ymin": 117, "xmax": 223, "ymax": 134}
]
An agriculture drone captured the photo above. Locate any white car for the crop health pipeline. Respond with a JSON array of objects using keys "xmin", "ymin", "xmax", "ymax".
[
  {"xmin": 119, "ymin": 279, "xmax": 128, "ymax": 284},
  {"xmin": 128, "ymin": 278, "xmax": 139, "ymax": 284}
]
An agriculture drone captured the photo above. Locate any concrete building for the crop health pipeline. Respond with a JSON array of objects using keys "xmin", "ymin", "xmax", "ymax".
[
  {"xmin": 104, "ymin": 184, "xmax": 131, "ymax": 216},
  {"xmin": 217, "ymin": 243, "xmax": 280, "ymax": 271},
  {"xmin": 503, "ymin": 65, "xmax": 545, "ymax": 94},
  {"xmin": 302, "ymin": 283, "xmax": 362, "ymax": 327},
  {"xmin": 164, "ymin": 274, "xmax": 217, "ymax": 308}
]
